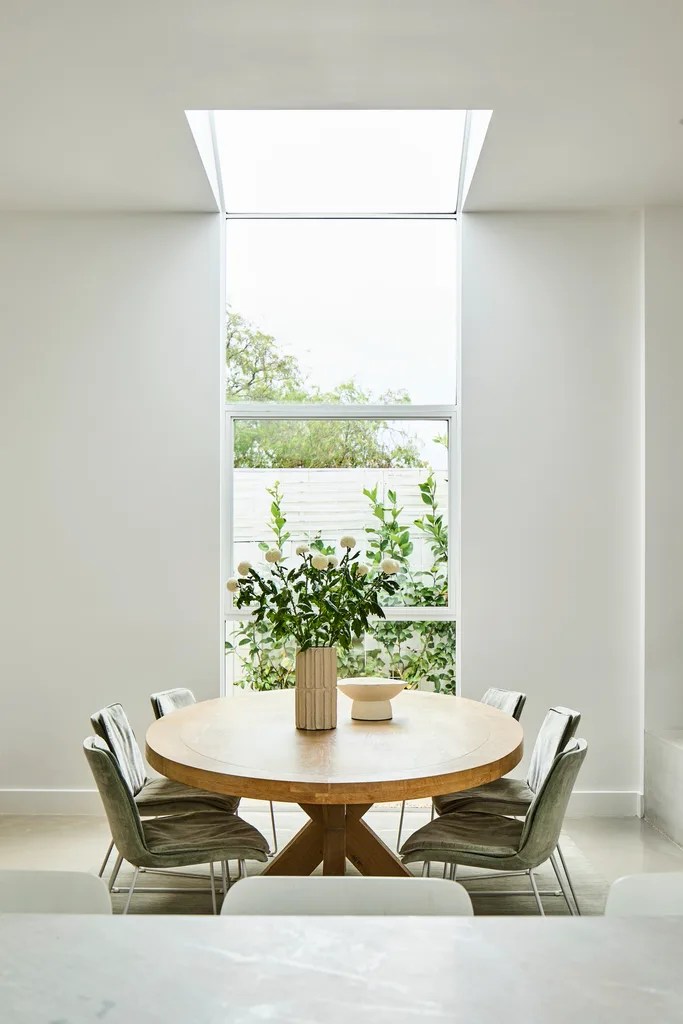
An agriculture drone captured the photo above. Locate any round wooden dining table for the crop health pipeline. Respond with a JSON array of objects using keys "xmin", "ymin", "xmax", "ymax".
[{"xmin": 146, "ymin": 689, "xmax": 523, "ymax": 877}]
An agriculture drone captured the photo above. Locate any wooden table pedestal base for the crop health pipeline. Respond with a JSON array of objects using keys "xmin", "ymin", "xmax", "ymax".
[{"xmin": 261, "ymin": 804, "xmax": 411, "ymax": 877}]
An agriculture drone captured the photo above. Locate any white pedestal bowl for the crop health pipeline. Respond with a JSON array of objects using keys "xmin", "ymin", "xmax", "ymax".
[{"xmin": 337, "ymin": 677, "xmax": 408, "ymax": 721}]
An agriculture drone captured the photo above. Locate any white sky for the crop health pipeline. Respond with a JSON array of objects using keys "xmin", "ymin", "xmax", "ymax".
[{"xmin": 218, "ymin": 111, "xmax": 460, "ymax": 469}]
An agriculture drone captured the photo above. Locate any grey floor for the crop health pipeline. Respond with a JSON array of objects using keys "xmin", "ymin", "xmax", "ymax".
[{"xmin": 1, "ymin": 804, "xmax": 682, "ymax": 885}]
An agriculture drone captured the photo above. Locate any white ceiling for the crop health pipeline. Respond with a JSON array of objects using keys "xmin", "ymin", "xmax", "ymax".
[{"xmin": 2, "ymin": 0, "xmax": 683, "ymax": 212}]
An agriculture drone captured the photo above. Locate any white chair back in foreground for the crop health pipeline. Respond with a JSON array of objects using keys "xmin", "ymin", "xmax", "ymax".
[
  {"xmin": 0, "ymin": 870, "xmax": 112, "ymax": 914},
  {"xmin": 605, "ymin": 873, "xmax": 683, "ymax": 917},
  {"xmin": 221, "ymin": 875, "xmax": 473, "ymax": 916}
]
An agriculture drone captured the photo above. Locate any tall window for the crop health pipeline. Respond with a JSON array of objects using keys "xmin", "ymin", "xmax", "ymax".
[{"xmin": 218, "ymin": 111, "xmax": 461, "ymax": 695}]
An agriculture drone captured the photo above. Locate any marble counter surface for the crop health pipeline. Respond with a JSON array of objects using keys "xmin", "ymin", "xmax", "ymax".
[{"xmin": 1, "ymin": 915, "xmax": 682, "ymax": 1023}]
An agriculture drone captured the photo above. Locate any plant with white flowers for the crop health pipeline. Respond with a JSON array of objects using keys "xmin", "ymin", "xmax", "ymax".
[{"xmin": 229, "ymin": 535, "xmax": 400, "ymax": 652}]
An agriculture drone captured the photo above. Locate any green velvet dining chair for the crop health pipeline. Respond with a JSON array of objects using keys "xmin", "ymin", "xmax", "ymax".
[
  {"xmin": 431, "ymin": 705, "xmax": 582, "ymax": 911},
  {"xmin": 400, "ymin": 738, "xmax": 587, "ymax": 915},
  {"xmin": 149, "ymin": 686, "xmax": 197, "ymax": 720},
  {"xmin": 149, "ymin": 687, "xmax": 280, "ymax": 856},
  {"xmin": 395, "ymin": 686, "xmax": 527, "ymax": 850},
  {"xmin": 83, "ymin": 737, "xmax": 269, "ymax": 914},
  {"xmin": 91, "ymin": 701, "xmax": 242, "ymax": 887}
]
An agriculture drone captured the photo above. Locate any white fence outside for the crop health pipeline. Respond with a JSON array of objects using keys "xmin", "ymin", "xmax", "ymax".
[{"xmin": 233, "ymin": 467, "xmax": 449, "ymax": 572}]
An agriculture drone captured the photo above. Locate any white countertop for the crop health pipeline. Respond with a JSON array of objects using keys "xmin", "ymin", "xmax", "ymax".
[{"xmin": 1, "ymin": 914, "xmax": 681, "ymax": 1023}]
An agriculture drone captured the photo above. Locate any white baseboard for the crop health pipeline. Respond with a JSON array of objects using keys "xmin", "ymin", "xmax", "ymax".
[
  {"xmin": 636, "ymin": 791, "xmax": 645, "ymax": 818},
  {"xmin": 0, "ymin": 788, "xmax": 644, "ymax": 817},
  {"xmin": 0, "ymin": 789, "xmax": 103, "ymax": 815},
  {"xmin": 566, "ymin": 790, "xmax": 643, "ymax": 818}
]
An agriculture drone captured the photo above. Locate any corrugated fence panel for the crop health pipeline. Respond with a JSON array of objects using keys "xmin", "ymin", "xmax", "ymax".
[{"xmin": 233, "ymin": 468, "xmax": 449, "ymax": 573}]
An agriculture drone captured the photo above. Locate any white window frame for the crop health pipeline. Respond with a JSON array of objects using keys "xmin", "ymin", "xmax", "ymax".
[
  {"xmin": 222, "ymin": 149, "xmax": 463, "ymax": 684},
  {"xmin": 223, "ymin": 403, "xmax": 458, "ymax": 622}
]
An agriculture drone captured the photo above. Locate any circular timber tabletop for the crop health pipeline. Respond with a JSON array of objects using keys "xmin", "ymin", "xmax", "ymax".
[{"xmin": 146, "ymin": 690, "xmax": 523, "ymax": 805}]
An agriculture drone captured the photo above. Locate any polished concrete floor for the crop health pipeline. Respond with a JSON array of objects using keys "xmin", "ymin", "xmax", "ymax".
[{"xmin": 1, "ymin": 806, "xmax": 682, "ymax": 885}]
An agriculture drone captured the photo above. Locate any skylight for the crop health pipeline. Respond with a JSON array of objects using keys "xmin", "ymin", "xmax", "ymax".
[{"xmin": 213, "ymin": 110, "xmax": 468, "ymax": 214}]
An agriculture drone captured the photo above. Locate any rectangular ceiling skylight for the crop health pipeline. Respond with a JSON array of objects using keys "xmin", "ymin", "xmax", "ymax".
[{"xmin": 214, "ymin": 110, "xmax": 467, "ymax": 213}]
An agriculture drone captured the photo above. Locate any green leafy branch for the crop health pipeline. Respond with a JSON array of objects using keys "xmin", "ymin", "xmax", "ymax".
[
  {"xmin": 230, "ymin": 545, "xmax": 400, "ymax": 653},
  {"xmin": 363, "ymin": 486, "xmax": 413, "ymax": 568}
]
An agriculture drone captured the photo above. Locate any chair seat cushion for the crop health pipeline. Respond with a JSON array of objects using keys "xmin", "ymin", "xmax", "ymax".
[
  {"xmin": 433, "ymin": 777, "xmax": 533, "ymax": 817},
  {"xmin": 136, "ymin": 777, "xmax": 240, "ymax": 816},
  {"xmin": 400, "ymin": 810, "xmax": 524, "ymax": 864},
  {"xmin": 142, "ymin": 812, "xmax": 269, "ymax": 866}
]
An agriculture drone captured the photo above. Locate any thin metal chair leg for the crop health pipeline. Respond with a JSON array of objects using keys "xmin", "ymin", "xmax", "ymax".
[
  {"xmin": 238, "ymin": 859, "xmax": 246, "ymax": 880},
  {"xmin": 397, "ymin": 800, "xmax": 406, "ymax": 850},
  {"xmin": 528, "ymin": 869, "xmax": 545, "ymax": 916},
  {"xmin": 556, "ymin": 842, "xmax": 581, "ymax": 915},
  {"xmin": 550, "ymin": 851, "xmax": 578, "ymax": 916},
  {"xmin": 421, "ymin": 861, "xmax": 431, "ymax": 877},
  {"xmin": 139, "ymin": 868, "xmax": 211, "ymax": 881},
  {"xmin": 112, "ymin": 886, "xmax": 216, "ymax": 894},
  {"xmin": 209, "ymin": 863, "xmax": 217, "ymax": 915},
  {"xmin": 465, "ymin": 869, "xmax": 527, "ymax": 881},
  {"xmin": 108, "ymin": 853, "xmax": 123, "ymax": 892},
  {"xmin": 122, "ymin": 867, "xmax": 139, "ymax": 915},
  {"xmin": 430, "ymin": 803, "xmax": 435, "ymax": 821},
  {"xmin": 472, "ymin": 889, "xmax": 562, "ymax": 897},
  {"xmin": 450, "ymin": 863, "xmax": 457, "ymax": 881},
  {"xmin": 98, "ymin": 839, "xmax": 114, "ymax": 878},
  {"xmin": 442, "ymin": 862, "xmax": 448, "ymax": 879},
  {"xmin": 222, "ymin": 861, "xmax": 230, "ymax": 894},
  {"xmin": 269, "ymin": 801, "xmax": 278, "ymax": 856}
]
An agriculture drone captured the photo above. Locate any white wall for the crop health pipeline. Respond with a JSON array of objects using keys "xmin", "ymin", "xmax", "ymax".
[
  {"xmin": 0, "ymin": 208, "xmax": 647, "ymax": 814},
  {"xmin": 0, "ymin": 213, "xmax": 222, "ymax": 810},
  {"xmin": 461, "ymin": 212, "xmax": 642, "ymax": 812},
  {"xmin": 643, "ymin": 207, "xmax": 683, "ymax": 732}
]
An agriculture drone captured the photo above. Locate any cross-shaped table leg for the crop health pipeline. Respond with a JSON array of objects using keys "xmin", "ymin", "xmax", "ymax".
[{"xmin": 261, "ymin": 803, "xmax": 412, "ymax": 877}]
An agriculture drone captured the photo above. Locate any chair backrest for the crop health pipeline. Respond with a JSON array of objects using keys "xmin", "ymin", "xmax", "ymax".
[
  {"xmin": 0, "ymin": 870, "xmax": 111, "ymax": 914},
  {"xmin": 517, "ymin": 738, "xmax": 587, "ymax": 868},
  {"xmin": 90, "ymin": 703, "xmax": 146, "ymax": 796},
  {"xmin": 481, "ymin": 687, "xmax": 527, "ymax": 721},
  {"xmin": 221, "ymin": 875, "xmax": 473, "ymax": 916},
  {"xmin": 83, "ymin": 736, "xmax": 148, "ymax": 865},
  {"xmin": 150, "ymin": 687, "xmax": 196, "ymax": 720},
  {"xmin": 605, "ymin": 873, "xmax": 683, "ymax": 917},
  {"xmin": 526, "ymin": 705, "xmax": 581, "ymax": 794}
]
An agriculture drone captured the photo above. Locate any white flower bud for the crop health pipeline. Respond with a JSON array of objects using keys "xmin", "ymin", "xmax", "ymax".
[
  {"xmin": 327, "ymin": 556, "xmax": 339, "ymax": 568},
  {"xmin": 355, "ymin": 563, "xmax": 370, "ymax": 577},
  {"xmin": 295, "ymin": 543, "xmax": 310, "ymax": 556},
  {"xmin": 340, "ymin": 535, "xmax": 356, "ymax": 549},
  {"xmin": 226, "ymin": 578, "xmax": 239, "ymax": 592},
  {"xmin": 380, "ymin": 558, "xmax": 400, "ymax": 575},
  {"xmin": 311, "ymin": 554, "xmax": 329, "ymax": 570},
  {"xmin": 265, "ymin": 548, "xmax": 283, "ymax": 563},
  {"xmin": 237, "ymin": 560, "xmax": 252, "ymax": 576}
]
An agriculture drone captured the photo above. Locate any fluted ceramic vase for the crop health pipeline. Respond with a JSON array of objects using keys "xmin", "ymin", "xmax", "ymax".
[{"xmin": 295, "ymin": 647, "xmax": 338, "ymax": 730}]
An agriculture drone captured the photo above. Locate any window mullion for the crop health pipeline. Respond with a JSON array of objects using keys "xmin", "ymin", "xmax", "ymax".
[{"xmin": 226, "ymin": 403, "xmax": 457, "ymax": 421}]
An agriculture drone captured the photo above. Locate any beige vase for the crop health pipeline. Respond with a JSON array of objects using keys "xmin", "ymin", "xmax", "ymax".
[{"xmin": 295, "ymin": 647, "xmax": 338, "ymax": 730}]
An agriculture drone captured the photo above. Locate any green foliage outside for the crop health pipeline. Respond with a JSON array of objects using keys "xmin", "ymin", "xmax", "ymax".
[{"xmin": 226, "ymin": 310, "xmax": 424, "ymax": 470}]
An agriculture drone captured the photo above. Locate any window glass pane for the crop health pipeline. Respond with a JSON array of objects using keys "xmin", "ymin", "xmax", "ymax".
[
  {"xmin": 226, "ymin": 620, "xmax": 456, "ymax": 695},
  {"xmin": 232, "ymin": 419, "xmax": 450, "ymax": 609},
  {"xmin": 216, "ymin": 110, "xmax": 465, "ymax": 213},
  {"xmin": 226, "ymin": 220, "xmax": 457, "ymax": 404}
]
